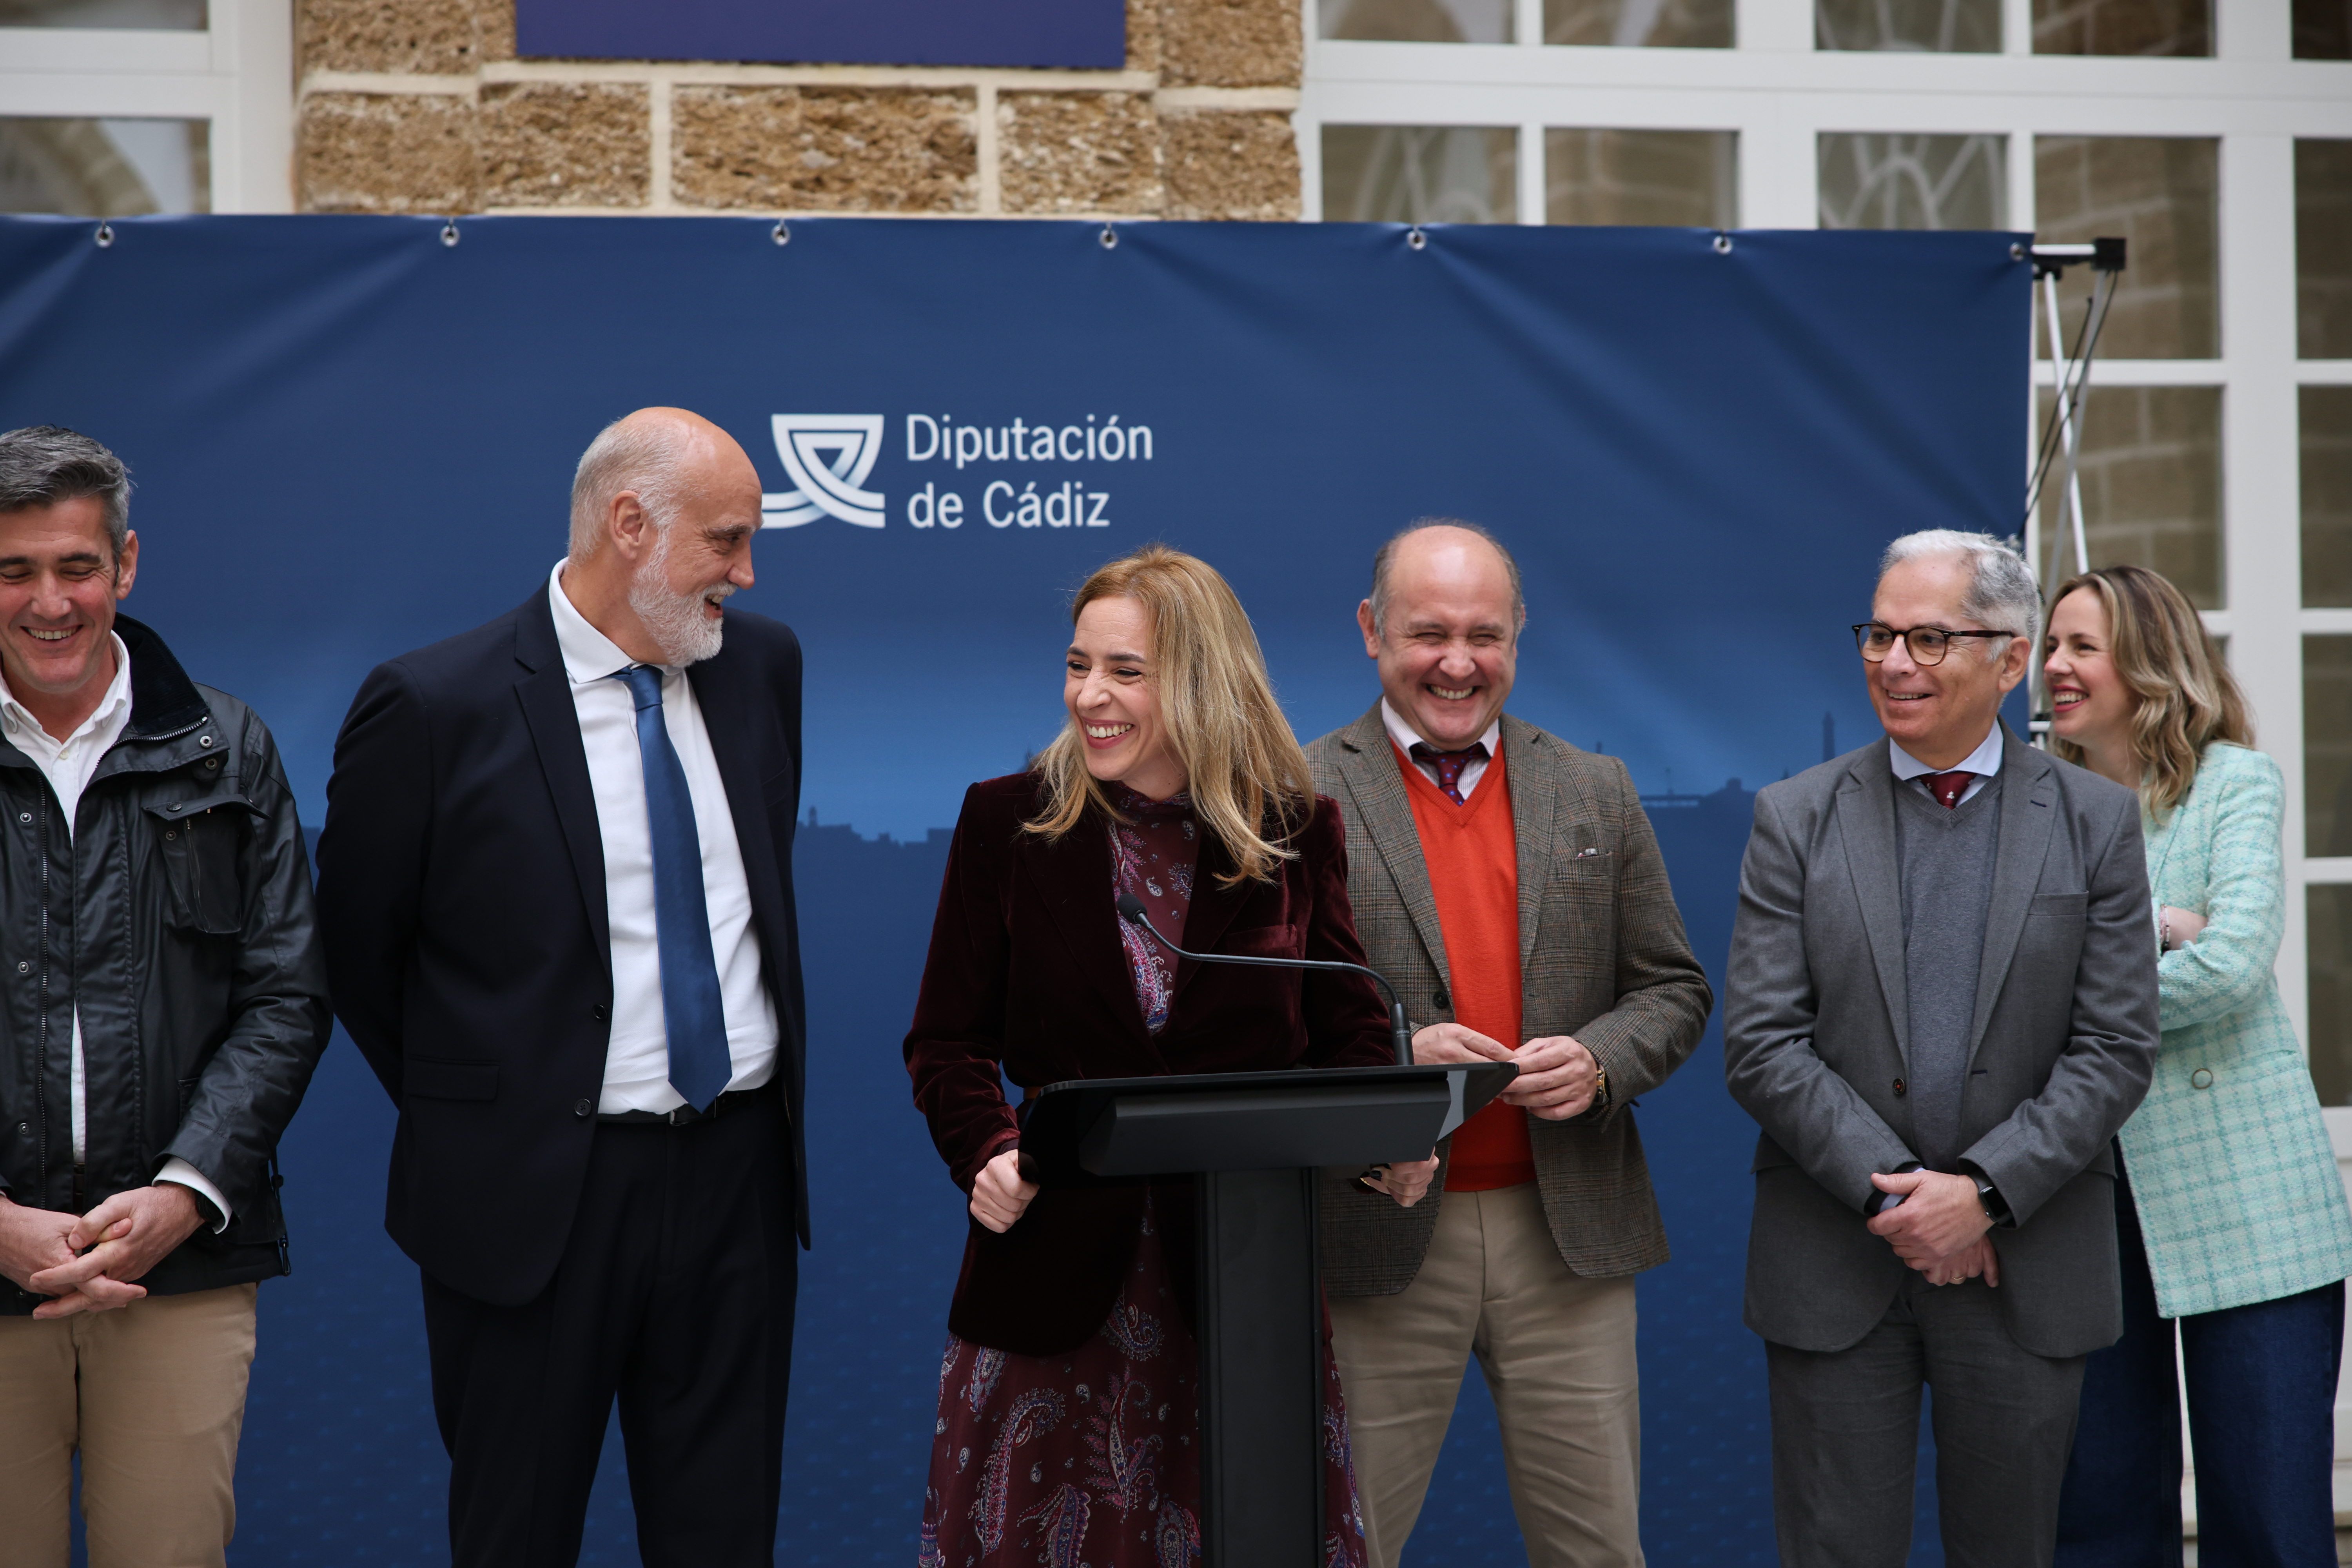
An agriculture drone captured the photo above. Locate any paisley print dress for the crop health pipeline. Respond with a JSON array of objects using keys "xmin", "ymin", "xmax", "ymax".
[{"xmin": 918, "ymin": 791, "xmax": 1368, "ymax": 1568}]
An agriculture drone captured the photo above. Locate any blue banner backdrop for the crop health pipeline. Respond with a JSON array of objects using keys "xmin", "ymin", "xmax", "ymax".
[
  {"xmin": 0, "ymin": 215, "xmax": 2027, "ymax": 1566},
  {"xmin": 514, "ymin": 0, "xmax": 1125, "ymax": 67}
]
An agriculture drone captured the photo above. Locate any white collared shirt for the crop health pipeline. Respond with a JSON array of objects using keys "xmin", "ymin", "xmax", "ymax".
[
  {"xmin": 1889, "ymin": 724, "xmax": 2005, "ymax": 806},
  {"xmin": 1382, "ymin": 699, "xmax": 1504, "ymax": 800},
  {"xmin": 548, "ymin": 562, "xmax": 777, "ymax": 1114},
  {"xmin": 0, "ymin": 634, "xmax": 230, "ymax": 1228}
]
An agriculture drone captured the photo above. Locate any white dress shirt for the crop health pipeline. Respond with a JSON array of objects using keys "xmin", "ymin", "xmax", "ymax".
[
  {"xmin": 0, "ymin": 633, "xmax": 230, "ymax": 1227},
  {"xmin": 1382, "ymin": 699, "xmax": 1504, "ymax": 801},
  {"xmin": 1889, "ymin": 724, "xmax": 2005, "ymax": 806},
  {"xmin": 548, "ymin": 563, "xmax": 777, "ymax": 1114}
]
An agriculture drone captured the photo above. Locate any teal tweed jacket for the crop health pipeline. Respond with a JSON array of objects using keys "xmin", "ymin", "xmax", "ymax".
[{"xmin": 2125, "ymin": 741, "xmax": 2352, "ymax": 1318}]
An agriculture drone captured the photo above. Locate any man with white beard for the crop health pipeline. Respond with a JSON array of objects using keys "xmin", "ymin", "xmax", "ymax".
[{"xmin": 316, "ymin": 408, "xmax": 811, "ymax": 1568}]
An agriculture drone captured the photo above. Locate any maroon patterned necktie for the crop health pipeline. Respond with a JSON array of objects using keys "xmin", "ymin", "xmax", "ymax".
[
  {"xmin": 1924, "ymin": 769, "xmax": 1975, "ymax": 809},
  {"xmin": 1410, "ymin": 741, "xmax": 1490, "ymax": 806}
]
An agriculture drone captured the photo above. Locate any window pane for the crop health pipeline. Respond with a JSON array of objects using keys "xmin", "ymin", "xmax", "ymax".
[
  {"xmin": 2299, "ymin": 141, "xmax": 2352, "ymax": 359},
  {"xmin": 1817, "ymin": 0, "xmax": 1998, "ymax": 50},
  {"xmin": 2035, "ymin": 386, "xmax": 2222, "ymax": 608},
  {"xmin": 1546, "ymin": 129, "xmax": 1735, "ymax": 227},
  {"xmin": 2310, "ymin": 638, "xmax": 2352, "ymax": 859},
  {"xmin": 1546, "ymin": 0, "xmax": 1732, "ymax": 46},
  {"xmin": 2033, "ymin": 0, "xmax": 2211, "ymax": 53},
  {"xmin": 1322, "ymin": 125, "xmax": 1517, "ymax": 223},
  {"xmin": 1818, "ymin": 134, "xmax": 2005, "ymax": 229},
  {"xmin": 0, "ymin": 0, "xmax": 203, "ymax": 23},
  {"xmin": 2034, "ymin": 136, "xmax": 2218, "ymax": 359},
  {"xmin": 2294, "ymin": 0, "xmax": 2351, "ymax": 56},
  {"xmin": 2311, "ymin": 886, "xmax": 2352, "ymax": 1105},
  {"xmin": 1320, "ymin": 0, "xmax": 1514, "ymax": 41},
  {"xmin": 0, "ymin": 118, "xmax": 209, "ymax": 216},
  {"xmin": 2307, "ymin": 389, "xmax": 2352, "ymax": 606}
]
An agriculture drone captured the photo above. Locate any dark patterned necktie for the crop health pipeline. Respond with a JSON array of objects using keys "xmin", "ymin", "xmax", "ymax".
[
  {"xmin": 1924, "ymin": 769, "xmax": 1975, "ymax": 810},
  {"xmin": 1410, "ymin": 741, "xmax": 1490, "ymax": 806}
]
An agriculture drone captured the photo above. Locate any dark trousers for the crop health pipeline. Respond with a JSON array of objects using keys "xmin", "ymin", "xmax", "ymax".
[
  {"xmin": 1767, "ymin": 1273, "xmax": 2087, "ymax": 1568},
  {"xmin": 2055, "ymin": 1171, "xmax": 2343, "ymax": 1568},
  {"xmin": 421, "ymin": 1091, "xmax": 798, "ymax": 1568}
]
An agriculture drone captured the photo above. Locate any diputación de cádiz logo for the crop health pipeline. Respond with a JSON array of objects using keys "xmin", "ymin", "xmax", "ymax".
[
  {"xmin": 759, "ymin": 411, "xmax": 1153, "ymax": 530},
  {"xmin": 760, "ymin": 415, "xmax": 887, "ymax": 528}
]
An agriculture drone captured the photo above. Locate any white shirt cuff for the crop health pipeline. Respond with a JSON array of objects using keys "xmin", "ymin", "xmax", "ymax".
[{"xmin": 154, "ymin": 1158, "xmax": 232, "ymax": 1233}]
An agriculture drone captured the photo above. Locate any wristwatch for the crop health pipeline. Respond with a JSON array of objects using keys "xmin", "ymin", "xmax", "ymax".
[
  {"xmin": 1591, "ymin": 1061, "xmax": 1609, "ymax": 1111},
  {"xmin": 1968, "ymin": 1169, "xmax": 2012, "ymax": 1227}
]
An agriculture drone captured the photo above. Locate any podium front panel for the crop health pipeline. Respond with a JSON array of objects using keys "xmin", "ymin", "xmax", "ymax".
[{"xmin": 1080, "ymin": 1081, "xmax": 1451, "ymax": 1176}]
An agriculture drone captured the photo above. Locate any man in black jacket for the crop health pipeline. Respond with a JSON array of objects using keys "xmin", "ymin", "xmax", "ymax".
[
  {"xmin": 317, "ymin": 407, "xmax": 808, "ymax": 1568},
  {"xmin": 0, "ymin": 425, "xmax": 331, "ymax": 1568}
]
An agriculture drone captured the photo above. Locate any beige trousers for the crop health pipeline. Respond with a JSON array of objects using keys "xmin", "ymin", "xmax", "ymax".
[
  {"xmin": 1329, "ymin": 1182, "xmax": 1643, "ymax": 1568},
  {"xmin": 0, "ymin": 1282, "xmax": 258, "ymax": 1568}
]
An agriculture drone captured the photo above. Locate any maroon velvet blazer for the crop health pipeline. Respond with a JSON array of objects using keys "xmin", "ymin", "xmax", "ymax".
[{"xmin": 904, "ymin": 773, "xmax": 1394, "ymax": 1355}]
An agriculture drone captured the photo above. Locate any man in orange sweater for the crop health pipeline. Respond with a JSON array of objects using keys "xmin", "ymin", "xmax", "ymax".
[{"xmin": 1310, "ymin": 521, "xmax": 1712, "ymax": 1568}]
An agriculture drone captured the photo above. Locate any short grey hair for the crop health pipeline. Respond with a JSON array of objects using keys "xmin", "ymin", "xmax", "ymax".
[
  {"xmin": 1879, "ymin": 528, "xmax": 2042, "ymax": 653},
  {"xmin": 1368, "ymin": 518, "xmax": 1527, "ymax": 637},
  {"xmin": 0, "ymin": 425, "xmax": 131, "ymax": 562},
  {"xmin": 568, "ymin": 416, "xmax": 689, "ymax": 558}
]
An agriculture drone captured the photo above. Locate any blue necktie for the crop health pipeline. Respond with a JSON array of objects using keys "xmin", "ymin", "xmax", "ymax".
[{"xmin": 610, "ymin": 665, "xmax": 732, "ymax": 1111}]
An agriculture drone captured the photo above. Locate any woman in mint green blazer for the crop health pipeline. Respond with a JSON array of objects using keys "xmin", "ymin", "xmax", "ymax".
[{"xmin": 2048, "ymin": 565, "xmax": 2352, "ymax": 1568}]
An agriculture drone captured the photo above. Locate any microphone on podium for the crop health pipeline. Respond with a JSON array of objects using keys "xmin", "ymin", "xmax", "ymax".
[{"xmin": 1114, "ymin": 891, "xmax": 1415, "ymax": 1067}]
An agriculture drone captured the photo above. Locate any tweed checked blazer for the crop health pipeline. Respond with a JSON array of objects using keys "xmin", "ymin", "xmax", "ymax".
[
  {"xmin": 2125, "ymin": 742, "xmax": 2352, "ymax": 1319},
  {"xmin": 1308, "ymin": 704, "xmax": 1715, "ymax": 1296}
]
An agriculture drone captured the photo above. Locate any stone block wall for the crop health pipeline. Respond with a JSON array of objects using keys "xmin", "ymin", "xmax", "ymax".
[{"xmin": 294, "ymin": 0, "xmax": 1300, "ymax": 220}]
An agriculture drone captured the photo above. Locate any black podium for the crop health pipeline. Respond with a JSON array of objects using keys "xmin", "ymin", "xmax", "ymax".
[{"xmin": 1021, "ymin": 1061, "xmax": 1517, "ymax": 1568}]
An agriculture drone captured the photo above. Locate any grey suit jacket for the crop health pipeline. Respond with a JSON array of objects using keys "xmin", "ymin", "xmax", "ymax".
[
  {"xmin": 1724, "ymin": 729, "xmax": 2159, "ymax": 1357},
  {"xmin": 1308, "ymin": 704, "xmax": 1715, "ymax": 1294}
]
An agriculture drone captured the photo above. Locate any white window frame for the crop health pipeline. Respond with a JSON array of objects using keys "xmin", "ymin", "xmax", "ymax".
[{"xmin": 0, "ymin": 0, "xmax": 292, "ymax": 214}]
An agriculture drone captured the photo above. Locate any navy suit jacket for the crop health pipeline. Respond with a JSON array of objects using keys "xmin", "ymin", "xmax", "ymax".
[{"xmin": 317, "ymin": 584, "xmax": 808, "ymax": 1306}]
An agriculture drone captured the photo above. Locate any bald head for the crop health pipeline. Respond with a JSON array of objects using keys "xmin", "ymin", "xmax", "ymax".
[
  {"xmin": 1368, "ymin": 520, "xmax": 1524, "ymax": 639},
  {"xmin": 568, "ymin": 407, "xmax": 759, "ymax": 562},
  {"xmin": 558, "ymin": 407, "xmax": 763, "ymax": 668}
]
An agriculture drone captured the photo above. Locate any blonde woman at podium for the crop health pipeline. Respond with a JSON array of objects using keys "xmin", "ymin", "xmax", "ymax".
[{"xmin": 905, "ymin": 545, "xmax": 1428, "ymax": 1567}]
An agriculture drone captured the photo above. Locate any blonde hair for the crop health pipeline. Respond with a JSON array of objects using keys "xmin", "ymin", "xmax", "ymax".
[
  {"xmin": 1025, "ymin": 546, "xmax": 1313, "ymax": 885},
  {"xmin": 2048, "ymin": 564, "xmax": 2252, "ymax": 818}
]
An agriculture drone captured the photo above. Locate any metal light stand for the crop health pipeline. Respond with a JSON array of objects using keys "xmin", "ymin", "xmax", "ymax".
[{"xmin": 2020, "ymin": 236, "xmax": 2127, "ymax": 747}]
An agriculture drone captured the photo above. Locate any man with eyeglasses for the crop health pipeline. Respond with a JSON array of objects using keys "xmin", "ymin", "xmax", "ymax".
[{"xmin": 1724, "ymin": 528, "xmax": 2157, "ymax": 1566}]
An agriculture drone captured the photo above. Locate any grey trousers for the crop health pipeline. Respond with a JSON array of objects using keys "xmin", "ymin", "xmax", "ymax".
[{"xmin": 1766, "ymin": 1275, "xmax": 2086, "ymax": 1568}]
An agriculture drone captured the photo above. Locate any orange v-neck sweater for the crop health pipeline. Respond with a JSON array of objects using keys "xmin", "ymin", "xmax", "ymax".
[{"xmin": 1393, "ymin": 740, "xmax": 1534, "ymax": 1191}]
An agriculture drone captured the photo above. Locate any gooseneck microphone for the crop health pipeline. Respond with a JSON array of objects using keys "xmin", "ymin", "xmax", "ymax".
[{"xmin": 1115, "ymin": 891, "xmax": 1415, "ymax": 1067}]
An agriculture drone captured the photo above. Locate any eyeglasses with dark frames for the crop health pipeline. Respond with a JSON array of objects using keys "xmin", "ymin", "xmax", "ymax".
[{"xmin": 1853, "ymin": 622, "xmax": 2017, "ymax": 666}]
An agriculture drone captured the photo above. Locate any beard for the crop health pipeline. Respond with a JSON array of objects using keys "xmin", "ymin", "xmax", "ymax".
[{"xmin": 629, "ymin": 524, "xmax": 730, "ymax": 666}]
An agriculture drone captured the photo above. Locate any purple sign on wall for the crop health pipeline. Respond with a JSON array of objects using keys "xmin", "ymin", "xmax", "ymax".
[{"xmin": 514, "ymin": 0, "xmax": 1126, "ymax": 67}]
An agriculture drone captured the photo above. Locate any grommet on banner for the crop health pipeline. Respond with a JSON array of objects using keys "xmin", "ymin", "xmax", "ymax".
[
  {"xmin": 93, "ymin": 222, "xmax": 113, "ymax": 249},
  {"xmin": 1406, "ymin": 226, "xmax": 1426, "ymax": 251},
  {"xmin": 2010, "ymin": 241, "xmax": 2025, "ymax": 260},
  {"xmin": 772, "ymin": 220, "xmax": 791, "ymax": 246},
  {"xmin": 1099, "ymin": 225, "xmax": 1118, "ymax": 250},
  {"xmin": 1712, "ymin": 232, "xmax": 1733, "ymax": 254},
  {"xmin": 440, "ymin": 219, "xmax": 460, "ymax": 248}
]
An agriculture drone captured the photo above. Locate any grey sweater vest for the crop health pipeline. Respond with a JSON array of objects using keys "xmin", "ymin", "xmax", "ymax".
[{"xmin": 1893, "ymin": 771, "xmax": 2002, "ymax": 1169}]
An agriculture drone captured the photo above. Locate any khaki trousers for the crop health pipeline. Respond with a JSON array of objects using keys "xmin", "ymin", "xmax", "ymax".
[
  {"xmin": 0, "ymin": 1282, "xmax": 258, "ymax": 1568},
  {"xmin": 1329, "ymin": 1183, "xmax": 1643, "ymax": 1568}
]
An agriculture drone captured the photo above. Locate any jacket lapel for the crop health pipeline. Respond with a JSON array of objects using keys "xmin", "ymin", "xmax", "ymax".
[
  {"xmin": 686, "ymin": 642, "xmax": 791, "ymax": 980},
  {"xmin": 1026, "ymin": 807, "xmax": 1156, "ymax": 1051},
  {"xmin": 511, "ymin": 586, "xmax": 612, "ymax": 974},
  {"xmin": 1835, "ymin": 741, "xmax": 1910, "ymax": 1064},
  {"xmin": 1331, "ymin": 703, "xmax": 1452, "ymax": 987},
  {"xmin": 1172, "ymin": 830, "xmax": 1247, "ymax": 1002},
  {"xmin": 1502, "ymin": 716, "xmax": 1572, "ymax": 973},
  {"xmin": 1965, "ymin": 727, "xmax": 2058, "ymax": 1065}
]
